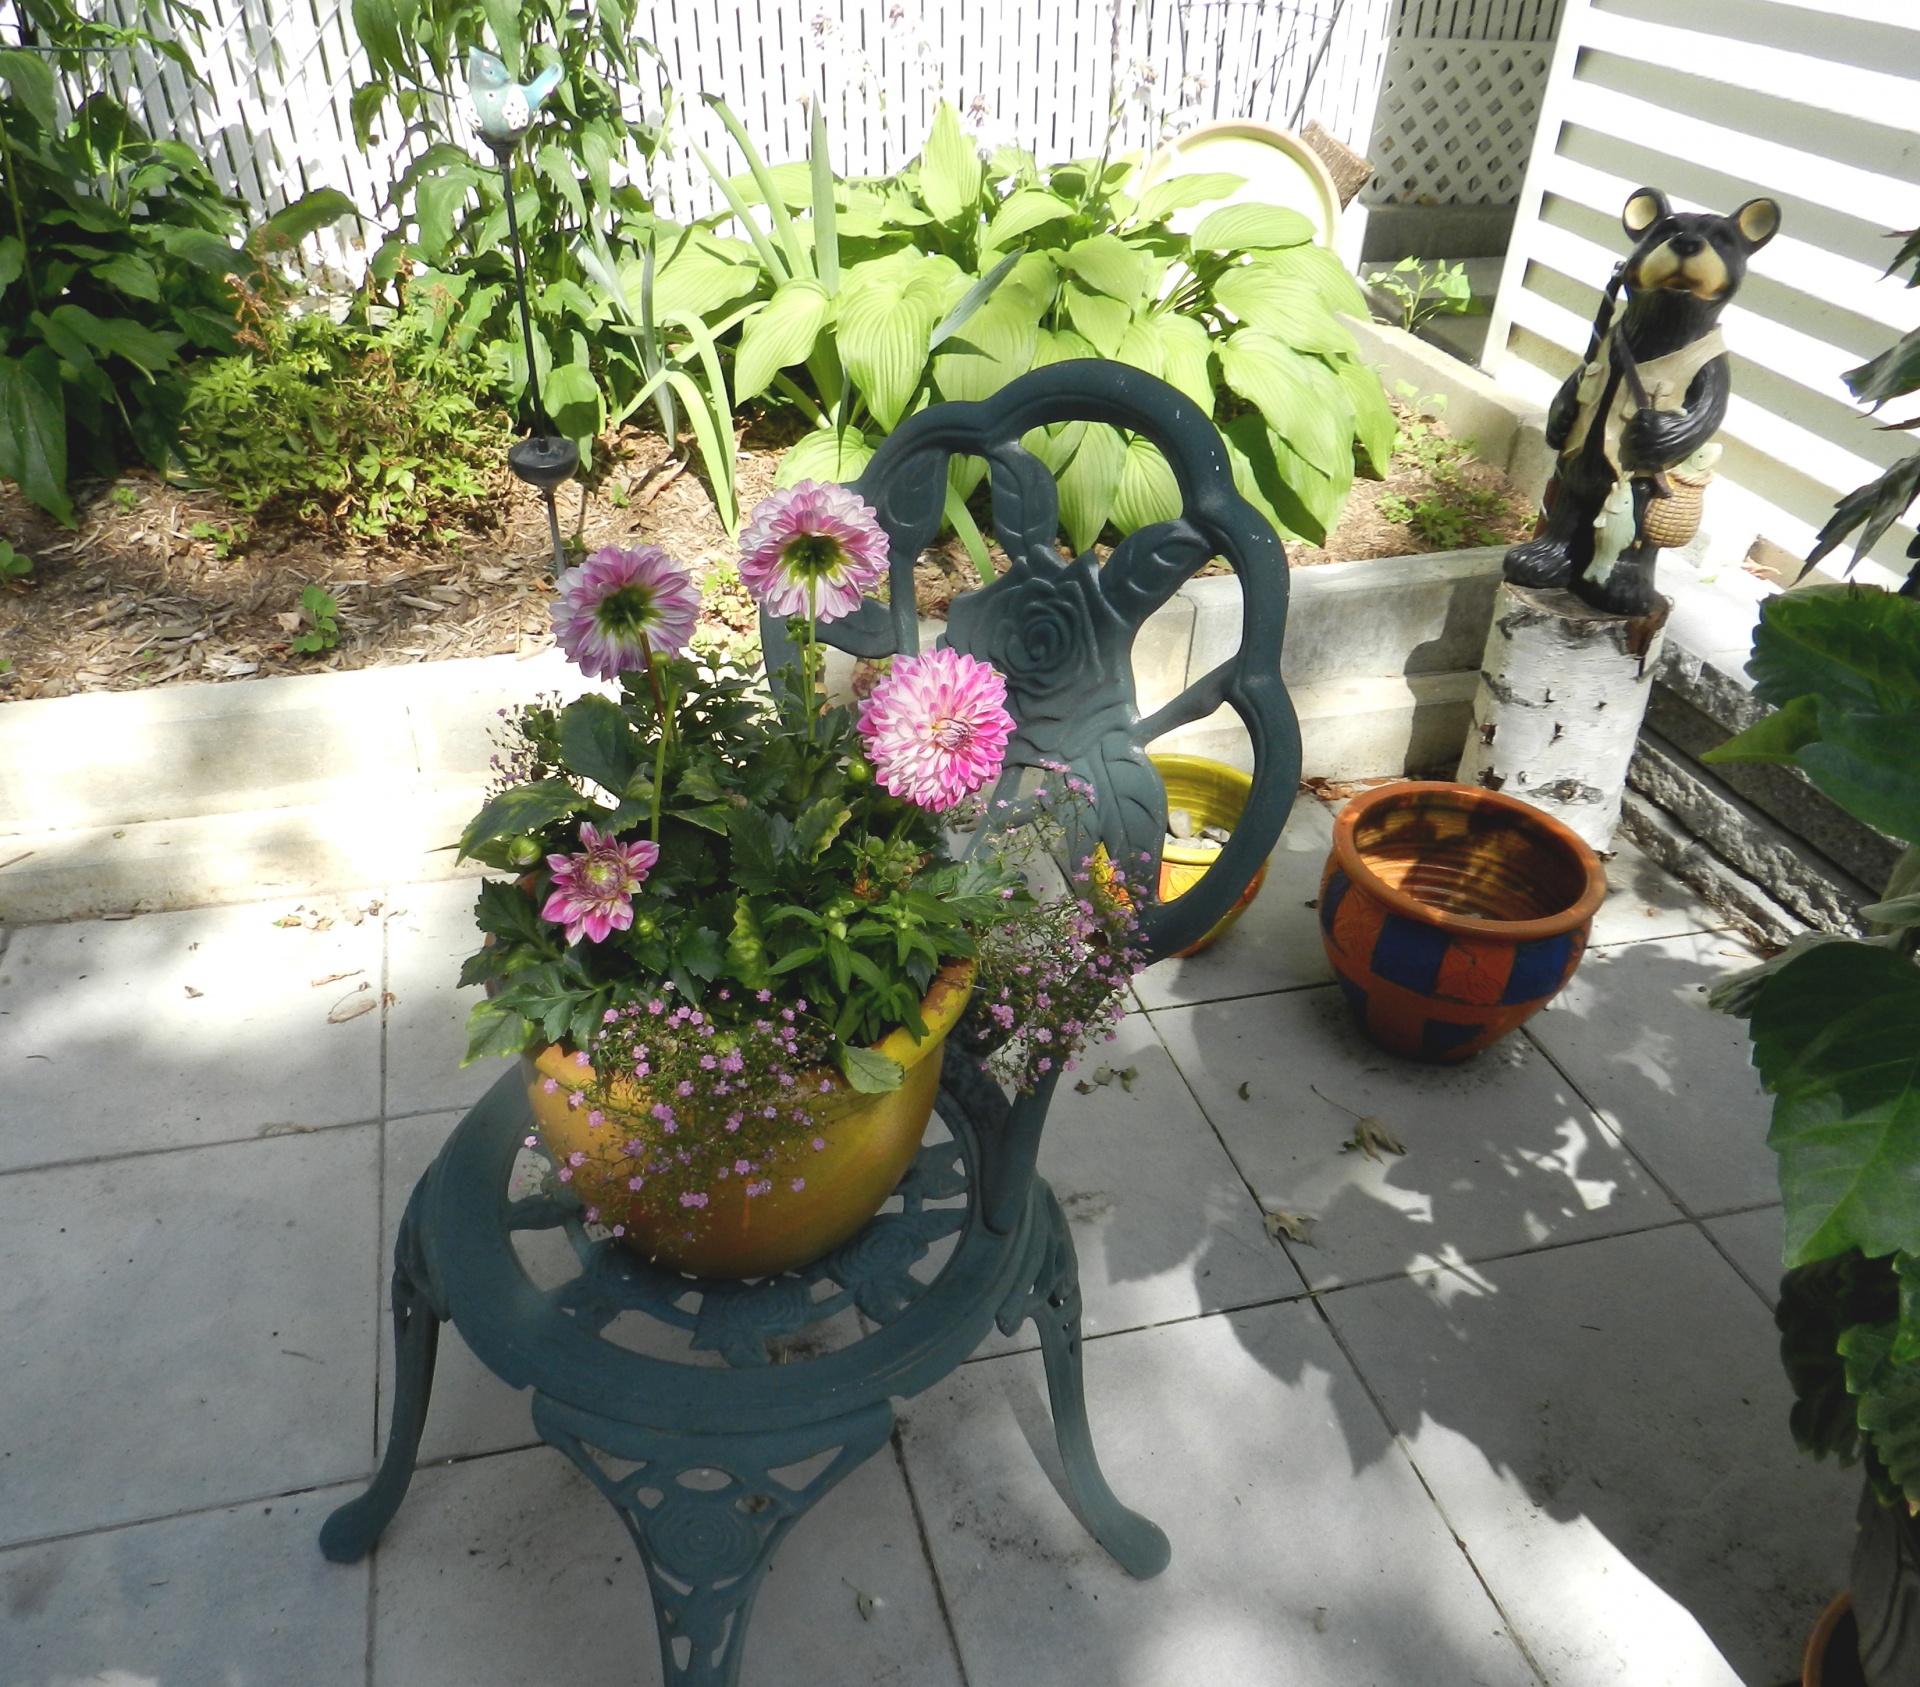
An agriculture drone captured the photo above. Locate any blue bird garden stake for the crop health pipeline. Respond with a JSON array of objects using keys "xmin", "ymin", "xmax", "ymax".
[{"xmin": 465, "ymin": 48, "xmax": 574, "ymax": 570}]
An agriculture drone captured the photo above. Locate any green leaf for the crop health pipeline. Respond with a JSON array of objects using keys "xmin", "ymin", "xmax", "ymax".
[
  {"xmin": 0, "ymin": 349, "xmax": 71, "ymax": 525},
  {"xmin": 1059, "ymin": 234, "xmax": 1149, "ymax": 307},
  {"xmin": 146, "ymin": 225, "xmax": 244, "ymax": 274},
  {"xmin": 92, "ymin": 253, "xmax": 161, "ymax": 302},
  {"xmin": 1334, "ymin": 356, "xmax": 1399, "ymax": 478},
  {"xmin": 726, "ymin": 897, "xmax": 774, "ymax": 990},
  {"xmin": 0, "ymin": 236, "xmax": 21, "ymax": 292},
  {"xmin": 1778, "ymin": 1253, "xmax": 1893, "ymax": 1465},
  {"xmin": 480, "ymin": 0, "xmax": 523, "ymax": 74},
  {"xmin": 1839, "ymin": 1319, "xmax": 1920, "ymax": 1500},
  {"xmin": 984, "ymin": 189, "xmax": 1075, "ymax": 249},
  {"xmin": 1031, "ymin": 326, "xmax": 1098, "ymax": 368},
  {"xmin": 1054, "ymin": 420, "xmax": 1126, "ymax": 552},
  {"xmin": 463, "ymin": 997, "xmax": 538, "ymax": 1064},
  {"xmin": 1249, "ymin": 242, "xmax": 1370, "ymax": 318},
  {"xmin": 1221, "ymin": 412, "xmax": 1324, "ymax": 546},
  {"xmin": 919, "ymin": 100, "xmax": 984, "ymax": 225},
  {"xmin": 350, "ymin": 0, "xmax": 408, "ymax": 78},
  {"xmin": 838, "ymin": 1043, "xmax": 907, "ymax": 1093},
  {"xmin": 794, "ymin": 796, "xmax": 852, "ymax": 861},
  {"xmin": 474, "ymin": 878, "xmax": 550, "ymax": 947},
  {"xmin": 836, "ymin": 250, "xmax": 963, "ymax": 430},
  {"xmin": 1802, "ymin": 707, "xmax": 1920, "ymax": 845},
  {"xmin": 735, "ymin": 277, "xmax": 830, "ymax": 402},
  {"xmin": 458, "ymin": 778, "xmax": 589, "ymax": 860},
  {"xmin": 544, "ymin": 361, "xmax": 602, "ymax": 444},
  {"xmin": 1063, "ymin": 282, "xmax": 1132, "ymax": 358},
  {"xmin": 1213, "ymin": 267, "xmax": 1355, "ymax": 356},
  {"xmin": 1136, "ymin": 172, "xmax": 1246, "ymax": 222},
  {"xmin": 1703, "ymin": 694, "xmax": 1823, "ymax": 767},
  {"xmin": 1845, "ymin": 327, "xmax": 1920, "ymax": 409},
  {"xmin": 1190, "ymin": 203, "xmax": 1317, "ymax": 252},
  {"xmin": 253, "ymin": 189, "xmax": 360, "ymax": 255},
  {"xmin": 1111, "ymin": 435, "xmax": 1182, "ymax": 533},
  {"xmin": 1863, "ymin": 892, "xmax": 1920, "ymax": 930},
  {"xmin": 777, "ymin": 424, "xmax": 877, "ymax": 487},
  {"xmin": 559, "ymin": 694, "xmax": 642, "ymax": 796},
  {"xmin": 1750, "ymin": 940, "xmax": 1920, "ymax": 1266},
  {"xmin": 0, "ymin": 48, "xmax": 58, "ymax": 135},
  {"xmin": 677, "ymin": 924, "xmax": 726, "ymax": 982},
  {"xmin": 1807, "ymin": 454, "xmax": 1920, "ymax": 573},
  {"xmin": 727, "ymin": 805, "xmax": 785, "ymax": 892},
  {"xmin": 1218, "ymin": 329, "xmax": 1349, "ymax": 476},
  {"xmin": 47, "ymin": 306, "xmax": 182, "ymax": 377},
  {"xmin": 1748, "ymin": 587, "xmax": 1920, "ymax": 713}
]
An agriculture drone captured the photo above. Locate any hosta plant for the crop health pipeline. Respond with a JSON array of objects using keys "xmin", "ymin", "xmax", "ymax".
[
  {"xmin": 689, "ymin": 98, "xmax": 1397, "ymax": 555},
  {"xmin": 457, "ymin": 482, "xmax": 1143, "ymax": 1224}
]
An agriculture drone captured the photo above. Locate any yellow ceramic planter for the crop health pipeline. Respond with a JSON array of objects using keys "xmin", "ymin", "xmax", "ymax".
[
  {"xmin": 1151, "ymin": 754, "xmax": 1270, "ymax": 957},
  {"xmin": 524, "ymin": 963, "xmax": 973, "ymax": 1280}
]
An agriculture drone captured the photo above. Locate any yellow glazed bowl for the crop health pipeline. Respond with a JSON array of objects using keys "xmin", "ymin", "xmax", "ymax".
[
  {"xmin": 524, "ymin": 963, "xmax": 973, "ymax": 1280},
  {"xmin": 1151, "ymin": 753, "xmax": 1270, "ymax": 957}
]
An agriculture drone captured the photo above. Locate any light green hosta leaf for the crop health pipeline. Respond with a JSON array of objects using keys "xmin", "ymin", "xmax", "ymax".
[
  {"xmin": 1249, "ymin": 242, "xmax": 1370, "ymax": 318},
  {"xmin": 1191, "ymin": 203, "xmax": 1317, "ymax": 252},
  {"xmin": 778, "ymin": 425, "xmax": 876, "ymax": 488},
  {"xmin": 1705, "ymin": 694, "xmax": 1822, "ymax": 767},
  {"xmin": 932, "ymin": 269, "xmax": 1041, "ymax": 403},
  {"xmin": 728, "ymin": 161, "xmax": 814, "ymax": 210},
  {"xmin": 1059, "ymin": 234, "xmax": 1149, "ymax": 307},
  {"xmin": 1031, "ymin": 326, "xmax": 1097, "ymax": 368},
  {"xmin": 644, "ymin": 232, "xmax": 760, "ymax": 322},
  {"xmin": 1220, "ymin": 413, "xmax": 1325, "ymax": 547},
  {"xmin": 1055, "ymin": 421, "xmax": 1125, "ymax": 552},
  {"xmin": 1218, "ymin": 328, "xmax": 1349, "ymax": 476},
  {"xmin": 734, "ymin": 277, "xmax": 831, "ymax": 401},
  {"xmin": 1064, "ymin": 282, "xmax": 1133, "ymax": 358},
  {"xmin": 1113, "ymin": 317, "xmax": 1166, "ymax": 381},
  {"xmin": 1214, "ymin": 267, "xmax": 1355, "ymax": 356},
  {"xmin": 1136, "ymin": 172, "xmax": 1245, "ymax": 223},
  {"xmin": 1111, "ymin": 435, "xmax": 1182, "ymax": 533},
  {"xmin": 1750, "ymin": 939, "xmax": 1920, "ymax": 1265},
  {"xmin": 919, "ymin": 100, "xmax": 984, "ymax": 225},
  {"xmin": 1333, "ymin": 355, "xmax": 1399, "ymax": 477},
  {"xmin": 985, "ymin": 189, "xmax": 1076, "ymax": 249},
  {"xmin": 1118, "ymin": 313, "xmax": 1213, "ymax": 412},
  {"xmin": 837, "ymin": 250, "xmax": 964, "ymax": 429}
]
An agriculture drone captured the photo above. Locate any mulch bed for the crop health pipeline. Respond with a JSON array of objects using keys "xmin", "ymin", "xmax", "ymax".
[{"xmin": 0, "ymin": 406, "xmax": 1534, "ymax": 703}]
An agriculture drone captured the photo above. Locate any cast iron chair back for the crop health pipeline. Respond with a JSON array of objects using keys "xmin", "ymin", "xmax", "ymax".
[
  {"xmin": 764, "ymin": 358, "xmax": 1302, "ymax": 962},
  {"xmin": 319, "ymin": 359, "xmax": 1301, "ymax": 1687}
]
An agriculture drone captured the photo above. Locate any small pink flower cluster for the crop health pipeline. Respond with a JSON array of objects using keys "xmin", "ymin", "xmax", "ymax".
[{"xmin": 562, "ymin": 985, "xmax": 840, "ymax": 1230}]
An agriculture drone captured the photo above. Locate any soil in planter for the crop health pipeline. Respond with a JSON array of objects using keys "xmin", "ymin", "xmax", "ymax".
[{"xmin": 0, "ymin": 400, "xmax": 1535, "ymax": 701}]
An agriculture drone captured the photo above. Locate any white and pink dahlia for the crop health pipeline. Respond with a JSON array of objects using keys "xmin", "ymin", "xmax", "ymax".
[
  {"xmin": 738, "ymin": 481, "xmax": 888, "ymax": 623},
  {"xmin": 541, "ymin": 824, "xmax": 660, "ymax": 945},
  {"xmin": 857, "ymin": 648, "xmax": 1016, "ymax": 811},
  {"xmin": 551, "ymin": 545, "xmax": 701, "ymax": 679}
]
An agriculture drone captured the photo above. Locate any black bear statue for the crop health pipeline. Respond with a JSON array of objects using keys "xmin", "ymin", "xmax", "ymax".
[{"xmin": 1503, "ymin": 187, "xmax": 1780, "ymax": 617}]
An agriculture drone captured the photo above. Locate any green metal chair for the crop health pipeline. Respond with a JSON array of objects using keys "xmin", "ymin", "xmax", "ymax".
[{"xmin": 319, "ymin": 360, "xmax": 1302, "ymax": 1685}]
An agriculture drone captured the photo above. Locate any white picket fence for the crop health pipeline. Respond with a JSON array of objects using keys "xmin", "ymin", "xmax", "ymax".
[{"xmin": 60, "ymin": 0, "xmax": 1399, "ymax": 271}]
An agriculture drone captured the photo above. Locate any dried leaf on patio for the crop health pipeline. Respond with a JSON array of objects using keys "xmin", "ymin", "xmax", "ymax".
[
  {"xmin": 1262, "ymin": 1208, "xmax": 1315, "ymax": 1245},
  {"xmin": 1341, "ymin": 1117, "xmax": 1407, "ymax": 1161}
]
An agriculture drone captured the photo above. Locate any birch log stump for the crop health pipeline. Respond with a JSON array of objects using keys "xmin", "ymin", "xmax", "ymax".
[{"xmin": 1455, "ymin": 583, "xmax": 1671, "ymax": 852}]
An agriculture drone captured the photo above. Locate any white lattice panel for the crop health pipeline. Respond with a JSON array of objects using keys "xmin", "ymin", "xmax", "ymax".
[{"xmin": 1366, "ymin": 36, "xmax": 1551, "ymax": 204}]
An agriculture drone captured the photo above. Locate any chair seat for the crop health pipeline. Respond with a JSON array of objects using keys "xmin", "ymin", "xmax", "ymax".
[{"xmin": 417, "ymin": 1059, "xmax": 1048, "ymax": 1439}]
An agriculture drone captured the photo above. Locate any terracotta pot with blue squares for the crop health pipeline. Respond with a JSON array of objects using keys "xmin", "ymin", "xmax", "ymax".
[{"xmin": 1319, "ymin": 782, "xmax": 1607, "ymax": 1062}]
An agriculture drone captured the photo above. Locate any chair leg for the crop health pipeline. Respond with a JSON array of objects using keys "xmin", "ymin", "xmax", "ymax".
[
  {"xmin": 320, "ymin": 1203, "xmax": 442, "ymax": 1564},
  {"xmin": 1024, "ymin": 1183, "xmax": 1172, "ymax": 1579},
  {"xmin": 534, "ymin": 1394, "xmax": 896, "ymax": 1687}
]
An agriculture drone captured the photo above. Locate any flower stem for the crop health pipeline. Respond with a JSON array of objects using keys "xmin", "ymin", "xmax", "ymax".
[{"xmin": 638, "ymin": 634, "xmax": 670, "ymax": 844}]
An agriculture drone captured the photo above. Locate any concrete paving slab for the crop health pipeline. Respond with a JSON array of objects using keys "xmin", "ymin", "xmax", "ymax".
[
  {"xmin": 1591, "ymin": 832, "xmax": 1730, "ymax": 946},
  {"xmin": 1705, "ymin": 1205, "xmax": 1786, "ymax": 1308},
  {"xmin": 1154, "ymin": 985, "xmax": 1679, "ymax": 1290},
  {"xmin": 0, "ymin": 896, "xmax": 383, "ymax": 1171},
  {"xmin": 898, "ymin": 1304, "xmax": 1539, "ymax": 1687},
  {"xmin": 0, "ymin": 1125, "xmax": 379, "ymax": 1546},
  {"xmin": 385, "ymin": 877, "xmax": 502, "ymax": 1119},
  {"xmin": 978, "ymin": 1013, "xmax": 1306, "ymax": 1359},
  {"xmin": 0, "ymin": 1485, "xmax": 368, "ymax": 1687},
  {"xmin": 1319, "ymin": 1224, "xmax": 1856, "ymax": 1687},
  {"xmin": 1133, "ymin": 794, "xmax": 1335, "ymax": 1010},
  {"xmin": 371, "ymin": 1441, "xmax": 963, "ymax": 1687},
  {"xmin": 381, "ymin": 1111, "xmax": 537, "ymax": 1465},
  {"xmin": 1525, "ymin": 932, "xmax": 1778, "ymax": 1217}
]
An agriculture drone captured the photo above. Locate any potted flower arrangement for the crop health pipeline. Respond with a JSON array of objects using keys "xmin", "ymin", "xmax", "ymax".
[{"xmin": 454, "ymin": 482, "xmax": 1143, "ymax": 1279}]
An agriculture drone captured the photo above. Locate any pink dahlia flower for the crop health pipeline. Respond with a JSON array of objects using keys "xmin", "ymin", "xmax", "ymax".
[
  {"xmin": 551, "ymin": 545, "xmax": 701, "ymax": 679},
  {"xmin": 857, "ymin": 648, "xmax": 1016, "ymax": 811},
  {"xmin": 738, "ymin": 481, "xmax": 888, "ymax": 623},
  {"xmin": 541, "ymin": 823, "xmax": 660, "ymax": 945}
]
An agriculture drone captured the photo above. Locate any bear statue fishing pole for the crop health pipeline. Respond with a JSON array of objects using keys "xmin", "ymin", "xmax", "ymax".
[
  {"xmin": 1506, "ymin": 186, "xmax": 1781, "ymax": 617},
  {"xmin": 1457, "ymin": 187, "xmax": 1782, "ymax": 851}
]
